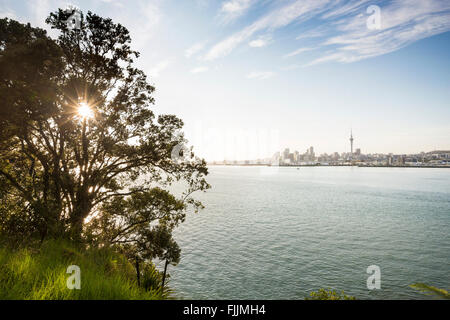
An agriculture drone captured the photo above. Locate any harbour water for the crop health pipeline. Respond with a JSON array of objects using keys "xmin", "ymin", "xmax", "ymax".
[{"xmin": 171, "ymin": 166, "xmax": 450, "ymax": 299}]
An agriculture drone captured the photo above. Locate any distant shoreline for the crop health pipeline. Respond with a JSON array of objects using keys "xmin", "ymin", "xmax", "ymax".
[{"xmin": 207, "ymin": 164, "xmax": 450, "ymax": 169}]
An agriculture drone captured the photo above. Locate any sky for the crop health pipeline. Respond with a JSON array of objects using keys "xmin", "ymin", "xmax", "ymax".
[{"xmin": 1, "ymin": 0, "xmax": 450, "ymax": 161}]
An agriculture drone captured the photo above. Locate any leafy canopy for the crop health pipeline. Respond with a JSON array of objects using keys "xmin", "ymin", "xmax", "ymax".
[{"xmin": 0, "ymin": 10, "xmax": 209, "ymax": 263}]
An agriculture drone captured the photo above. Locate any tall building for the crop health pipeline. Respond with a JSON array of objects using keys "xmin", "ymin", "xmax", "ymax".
[
  {"xmin": 350, "ymin": 130, "xmax": 354, "ymax": 155},
  {"xmin": 283, "ymin": 148, "xmax": 290, "ymax": 161},
  {"xmin": 387, "ymin": 155, "xmax": 393, "ymax": 166},
  {"xmin": 272, "ymin": 152, "xmax": 281, "ymax": 166},
  {"xmin": 306, "ymin": 146, "xmax": 315, "ymax": 161},
  {"xmin": 294, "ymin": 151, "xmax": 299, "ymax": 163}
]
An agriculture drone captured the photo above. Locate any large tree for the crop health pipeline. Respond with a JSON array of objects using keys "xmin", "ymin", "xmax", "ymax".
[{"xmin": 0, "ymin": 9, "xmax": 209, "ymax": 247}]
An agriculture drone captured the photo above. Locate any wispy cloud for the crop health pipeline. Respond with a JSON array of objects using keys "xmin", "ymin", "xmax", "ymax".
[
  {"xmin": 205, "ymin": 0, "xmax": 450, "ymax": 66},
  {"xmin": 205, "ymin": 0, "xmax": 330, "ymax": 60},
  {"xmin": 296, "ymin": 27, "xmax": 328, "ymax": 40},
  {"xmin": 283, "ymin": 47, "xmax": 315, "ymax": 58},
  {"xmin": 246, "ymin": 71, "xmax": 275, "ymax": 80},
  {"xmin": 321, "ymin": 0, "xmax": 371, "ymax": 19},
  {"xmin": 132, "ymin": 1, "xmax": 163, "ymax": 49},
  {"xmin": 190, "ymin": 66, "xmax": 209, "ymax": 74},
  {"xmin": 280, "ymin": 64, "xmax": 302, "ymax": 71},
  {"xmin": 219, "ymin": 0, "xmax": 255, "ymax": 24},
  {"xmin": 148, "ymin": 59, "xmax": 171, "ymax": 78},
  {"xmin": 94, "ymin": 0, "xmax": 164, "ymax": 52},
  {"xmin": 307, "ymin": 0, "xmax": 450, "ymax": 65},
  {"xmin": 7, "ymin": 0, "xmax": 450, "ymax": 71},
  {"xmin": 249, "ymin": 35, "xmax": 272, "ymax": 48},
  {"xmin": 185, "ymin": 42, "xmax": 206, "ymax": 58}
]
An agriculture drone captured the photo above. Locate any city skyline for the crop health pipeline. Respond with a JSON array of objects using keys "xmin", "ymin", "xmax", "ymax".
[
  {"xmin": 209, "ymin": 128, "xmax": 450, "ymax": 165},
  {"xmin": 187, "ymin": 126, "xmax": 449, "ymax": 162}
]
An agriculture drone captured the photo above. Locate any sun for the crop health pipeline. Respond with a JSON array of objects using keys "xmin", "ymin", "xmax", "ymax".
[{"xmin": 77, "ymin": 102, "xmax": 94, "ymax": 119}]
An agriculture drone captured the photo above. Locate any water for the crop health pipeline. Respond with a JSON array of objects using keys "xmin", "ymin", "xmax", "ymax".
[{"xmin": 170, "ymin": 166, "xmax": 450, "ymax": 299}]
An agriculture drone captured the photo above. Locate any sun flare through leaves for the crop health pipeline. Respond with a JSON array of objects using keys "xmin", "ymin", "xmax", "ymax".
[{"xmin": 77, "ymin": 102, "xmax": 94, "ymax": 120}]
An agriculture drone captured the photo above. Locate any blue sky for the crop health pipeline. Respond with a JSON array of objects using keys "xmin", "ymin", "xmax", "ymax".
[{"xmin": 1, "ymin": 0, "xmax": 450, "ymax": 160}]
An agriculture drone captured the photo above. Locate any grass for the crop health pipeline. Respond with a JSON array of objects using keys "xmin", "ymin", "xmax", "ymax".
[{"xmin": 0, "ymin": 240, "xmax": 165, "ymax": 300}]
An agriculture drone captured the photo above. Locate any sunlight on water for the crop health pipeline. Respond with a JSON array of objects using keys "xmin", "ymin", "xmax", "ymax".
[{"xmin": 171, "ymin": 166, "xmax": 450, "ymax": 299}]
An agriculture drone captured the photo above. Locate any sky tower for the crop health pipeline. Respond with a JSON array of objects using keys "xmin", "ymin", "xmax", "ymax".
[{"xmin": 350, "ymin": 129, "xmax": 354, "ymax": 156}]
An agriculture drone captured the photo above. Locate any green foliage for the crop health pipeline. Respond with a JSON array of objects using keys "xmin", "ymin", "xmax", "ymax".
[
  {"xmin": 86, "ymin": 189, "xmax": 182, "ymax": 265},
  {"xmin": 410, "ymin": 283, "xmax": 450, "ymax": 299},
  {"xmin": 0, "ymin": 9, "xmax": 210, "ymax": 301},
  {"xmin": 139, "ymin": 261, "xmax": 173, "ymax": 297},
  {"xmin": 141, "ymin": 262, "xmax": 163, "ymax": 292},
  {"xmin": 0, "ymin": 240, "xmax": 168, "ymax": 300},
  {"xmin": 0, "ymin": 8, "xmax": 209, "ymax": 279},
  {"xmin": 306, "ymin": 288, "xmax": 356, "ymax": 300},
  {"xmin": 0, "ymin": 18, "xmax": 66, "ymax": 243}
]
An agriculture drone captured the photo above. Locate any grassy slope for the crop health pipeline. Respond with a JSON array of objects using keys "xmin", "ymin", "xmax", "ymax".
[{"xmin": 0, "ymin": 240, "xmax": 162, "ymax": 300}]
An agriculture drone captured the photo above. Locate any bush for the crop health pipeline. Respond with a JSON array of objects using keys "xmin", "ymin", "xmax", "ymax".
[
  {"xmin": 140, "ymin": 262, "xmax": 173, "ymax": 298},
  {"xmin": 306, "ymin": 288, "xmax": 356, "ymax": 300},
  {"xmin": 0, "ymin": 239, "xmax": 167, "ymax": 300}
]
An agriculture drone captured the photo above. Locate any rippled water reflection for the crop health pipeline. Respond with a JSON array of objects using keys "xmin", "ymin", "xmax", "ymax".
[{"xmin": 171, "ymin": 166, "xmax": 450, "ymax": 299}]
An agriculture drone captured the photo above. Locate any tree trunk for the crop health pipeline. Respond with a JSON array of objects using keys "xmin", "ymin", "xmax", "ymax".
[
  {"xmin": 70, "ymin": 196, "xmax": 92, "ymax": 241},
  {"xmin": 135, "ymin": 257, "xmax": 141, "ymax": 287},
  {"xmin": 161, "ymin": 259, "xmax": 169, "ymax": 290},
  {"xmin": 69, "ymin": 215, "xmax": 85, "ymax": 242}
]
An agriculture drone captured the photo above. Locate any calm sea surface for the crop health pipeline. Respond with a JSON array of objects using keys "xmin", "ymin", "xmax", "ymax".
[{"xmin": 170, "ymin": 166, "xmax": 450, "ymax": 299}]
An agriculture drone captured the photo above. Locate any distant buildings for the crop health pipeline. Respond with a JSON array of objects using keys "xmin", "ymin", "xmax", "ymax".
[
  {"xmin": 259, "ymin": 148, "xmax": 450, "ymax": 167},
  {"xmin": 283, "ymin": 148, "xmax": 290, "ymax": 162},
  {"xmin": 350, "ymin": 130, "xmax": 354, "ymax": 157},
  {"xmin": 210, "ymin": 131, "xmax": 450, "ymax": 167},
  {"xmin": 263, "ymin": 131, "xmax": 449, "ymax": 167}
]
